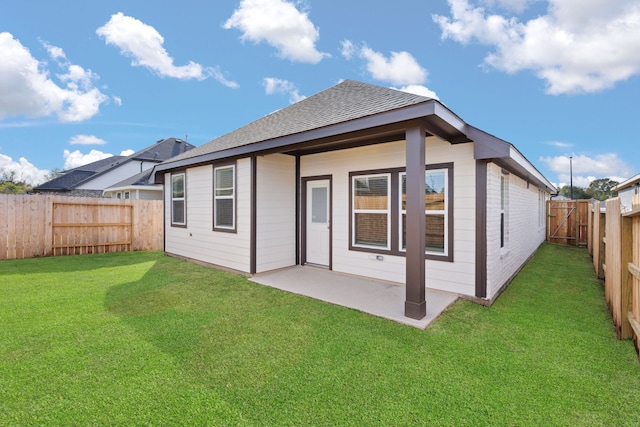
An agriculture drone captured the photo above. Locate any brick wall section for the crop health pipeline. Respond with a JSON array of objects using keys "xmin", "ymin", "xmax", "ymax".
[{"xmin": 485, "ymin": 162, "xmax": 548, "ymax": 298}]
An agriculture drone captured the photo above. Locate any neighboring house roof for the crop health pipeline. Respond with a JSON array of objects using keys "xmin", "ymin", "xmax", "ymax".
[
  {"xmin": 103, "ymin": 169, "xmax": 160, "ymax": 194},
  {"xmin": 35, "ymin": 137, "xmax": 195, "ymax": 193},
  {"xmin": 109, "ymin": 169, "xmax": 155, "ymax": 187},
  {"xmin": 153, "ymin": 80, "xmax": 555, "ymax": 192},
  {"xmin": 34, "ymin": 156, "xmax": 127, "ymax": 191},
  {"xmin": 613, "ymin": 172, "xmax": 640, "ymax": 192}
]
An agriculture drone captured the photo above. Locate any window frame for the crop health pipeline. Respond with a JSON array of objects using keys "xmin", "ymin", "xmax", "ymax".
[
  {"xmin": 350, "ymin": 172, "xmax": 392, "ymax": 251},
  {"xmin": 348, "ymin": 163, "xmax": 453, "ymax": 262},
  {"xmin": 500, "ymin": 171, "xmax": 509, "ymax": 252},
  {"xmin": 213, "ymin": 162, "xmax": 237, "ymax": 233},
  {"xmin": 171, "ymin": 171, "xmax": 187, "ymax": 228},
  {"xmin": 399, "ymin": 167, "xmax": 449, "ymax": 257}
]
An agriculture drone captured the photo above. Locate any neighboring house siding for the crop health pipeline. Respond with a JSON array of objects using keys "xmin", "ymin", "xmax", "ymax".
[
  {"xmin": 619, "ymin": 187, "xmax": 636, "ymax": 212},
  {"xmin": 300, "ymin": 137, "xmax": 477, "ymax": 296},
  {"xmin": 164, "ymin": 160, "xmax": 252, "ymax": 272},
  {"xmin": 77, "ymin": 161, "xmax": 150, "ymax": 190},
  {"xmin": 104, "ymin": 188, "xmax": 162, "ymax": 200},
  {"xmin": 485, "ymin": 162, "xmax": 547, "ymax": 298},
  {"xmin": 256, "ymin": 154, "xmax": 296, "ymax": 273},
  {"xmin": 137, "ymin": 189, "xmax": 162, "ymax": 200}
]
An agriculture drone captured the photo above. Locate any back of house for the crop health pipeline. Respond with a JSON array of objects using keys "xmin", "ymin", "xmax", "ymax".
[{"xmin": 153, "ymin": 80, "xmax": 555, "ymax": 319}]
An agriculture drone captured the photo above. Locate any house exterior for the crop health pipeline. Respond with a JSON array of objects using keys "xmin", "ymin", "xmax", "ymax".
[
  {"xmin": 613, "ymin": 173, "xmax": 640, "ymax": 212},
  {"xmin": 153, "ymin": 80, "xmax": 555, "ymax": 319},
  {"xmin": 103, "ymin": 169, "xmax": 164, "ymax": 200},
  {"xmin": 34, "ymin": 137, "xmax": 195, "ymax": 198}
]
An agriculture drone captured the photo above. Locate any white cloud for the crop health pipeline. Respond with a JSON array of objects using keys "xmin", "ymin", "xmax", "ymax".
[
  {"xmin": 343, "ymin": 42, "xmax": 438, "ymax": 98},
  {"xmin": 393, "ymin": 85, "xmax": 439, "ymax": 99},
  {"xmin": 0, "ymin": 153, "xmax": 50, "ymax": 186},
  {"xmin": 263, "ymin": 77, "xmax": 306, "ymax": 103},
  {"xmin": 480, "ymin": 0, "xmax": 538, "ymax": 13},
  {"xmin": 360, "ymin": 46, "xmax": 428, "ymax": 86},
  {"xmin": 0, "ymin": 32, "xmax": 108, "ymax": 122},
  {"xmin": 97, "ymin": 12, "xmax": 238, "ymax": 88},
  {"xmin": 434, "ymin": 0, "xmax": 640, "ymax": 94},
  {"xmin": 224, "ymin": 0, "xmax": 329, "ymax": 63},
  {"xmin": 547, "ymin": 141, "xmax": 573, "ymax": 149},
  {"xmin": 340, "ymin": 39, "xmax": 355, "ymax": 60},
  {"xmin": 69, "ymin": 134, "xmax": 107, "ymax": 146},
  {"xmin": 113, "ymin": 96, "xmax": 122, "ymax": 106},
  {"xmin": 539, "ymin": 153, "xmax": 634, "ymax": 186},
  {"xmin": 62, "ymin": 147, "xmax": 137, "ymax": 169},
  {"xmin": 41, "ymin": 40, "xmax": 66, "ymax": 61},
  {"xmin": 63, "ymin": 149, "xmax": 113, "ymax": 170}
]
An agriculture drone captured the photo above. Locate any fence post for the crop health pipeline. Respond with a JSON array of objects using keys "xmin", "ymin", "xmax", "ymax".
[
  {"xmin": 0, "ymin": 194, "xmax": 7, "ymax": 260},
  {"xmin": 546, "ymin": 200, "xmax": 550, "ymax": 242},
  {"xmin": 597, "ymin": 205, "xmax": 606, "ymax": 280},
  {"xmin": 44, "ymin": 195, "xmax": 53, "ymax": 257},
  {"xmin": 621, "ymin": 213, "xmax": 633, "ymax": 339},
  {"xmin": 587, "ymin": 203, "xmax": 593, "ymax": 256}
]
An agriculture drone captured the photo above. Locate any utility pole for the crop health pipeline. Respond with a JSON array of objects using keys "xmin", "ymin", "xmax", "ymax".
[{"xmin": 570, "ymin": 156, "xmax": 573, "ymax": 200}]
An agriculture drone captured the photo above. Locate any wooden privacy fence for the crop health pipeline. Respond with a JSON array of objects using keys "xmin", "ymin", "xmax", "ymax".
[
  {"xmin": 546, "ymin": 199, "xmax": 589, "ymax": 246},
  {"xmin": 587, "ymin": 194, "xmax": 640, "ymax": 354},
  {"xmin": 0, "ymin": 194, "xmax": 163, "ymax": 260}
]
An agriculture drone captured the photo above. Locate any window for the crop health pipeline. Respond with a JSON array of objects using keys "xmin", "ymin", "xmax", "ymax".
[
  {"xmin": 538, "ymin": 190, "xmax": 545, "ymax": 229},
  {"xmin": 116, "ymin": 192, "xmax": 122, "ymax": 199},
  {"xmin": 123, "ymin": 191, "xmax": 130, "ymax": 199},
  {"xmin": 500, "ymin": 172, "xmax": 508, "ymax": 249},
  {"xmin": 214, "ymin": 164, "xmax": 235, "ymax": 230},
  {"xmin": 400, "ymin": 169, "xmax": 447, "ymax": 255},
  {"xmin": 171, "ymin": 172, "xmax": 186, "ymax": 226},
  {"xmin": 349, "ymin": 164, "xmax": 453, "ymax": 261},
  {"xmin": 352, "ymin": 174, "xmax": 391, "ymax": 249}
]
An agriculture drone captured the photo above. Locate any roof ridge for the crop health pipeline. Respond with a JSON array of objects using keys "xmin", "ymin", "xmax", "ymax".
[{"xmin": 163, "ymin": 80, "xmax": 432, "ymax": 164}]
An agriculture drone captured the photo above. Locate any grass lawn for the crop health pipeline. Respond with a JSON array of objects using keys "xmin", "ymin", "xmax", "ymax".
[{"xmin": 1, "ymin": 244, "xmax": 640, "ymax": 426}]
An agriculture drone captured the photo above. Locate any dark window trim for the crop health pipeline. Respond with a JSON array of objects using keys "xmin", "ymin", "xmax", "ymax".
[
  {"xmin": 170, "ymin": 170, "xmax": 187, "ymax": 228},
  {"xmin": 500, "ymin": 170, "xmax": 509, "ymax": 250},
  {"xmin": 475, "ymin": 160, "xmax": 488, "ymax": 298},
  {"xmin": 212, "ymin": 160, "xmax": 238, "ymax": 233},
  {"xmin": 349, "ymin": 167, "xmax": 401, "ymax": 253},
  {"xmin": 348, "ymin": 163, "xmax": 453, "ymax": 262}
]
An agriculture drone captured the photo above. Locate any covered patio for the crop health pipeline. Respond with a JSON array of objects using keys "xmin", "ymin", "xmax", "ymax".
[{"xmin": 250, "ymin": 266, "xmax": 459, "ymax": 329}]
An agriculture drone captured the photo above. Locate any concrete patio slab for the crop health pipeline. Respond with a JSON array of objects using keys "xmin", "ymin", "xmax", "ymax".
[{"xmin": 250, "ymin": 266, "xmax": 458, "ymax": 329}]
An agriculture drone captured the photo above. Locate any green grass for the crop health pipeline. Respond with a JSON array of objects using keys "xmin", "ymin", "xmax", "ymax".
[{"xmin": 1, "ymin": 244, "xmax": 640, "ymax": 426}]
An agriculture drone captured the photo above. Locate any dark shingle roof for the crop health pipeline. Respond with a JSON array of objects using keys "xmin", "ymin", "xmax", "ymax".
[
  {"xmin": 107, "ymin": 169, "xmax": 155, "ymax": 188},
  {"xmin": 130, "ymin": 137, "xmax": 196, "ymax": 162},
  {"xmin": 34, "ymin": 137, "xmax": 196, "ymax": 192},
  {"xmin": 166, "ymin": 80, "xmax": 432, "ymax": 164},
  {"xmin": 34, "ymin": 156, "xmax": 127, "ymax": 191}
]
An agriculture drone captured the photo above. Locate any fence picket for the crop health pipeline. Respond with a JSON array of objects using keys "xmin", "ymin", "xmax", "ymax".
[{"xmin": 0, "ymin": 195, "xmax": 163, "ymax": 260}]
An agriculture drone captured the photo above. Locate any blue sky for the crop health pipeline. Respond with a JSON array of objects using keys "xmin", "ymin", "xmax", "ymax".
[{"xmin": 1, "ymin": 0, "xmax": 639, "ymax": 189}]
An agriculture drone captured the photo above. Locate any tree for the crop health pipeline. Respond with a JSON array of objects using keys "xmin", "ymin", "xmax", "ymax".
[
  {"xmin": 0, "ymin": 171, "xmax": 32, "ymax": 194},
  {"xmin": 586, "ymin": 178, "xmax": 618, "ymax": 201},
  {"xmin": 558, "ymin": 185, "xmax": 589, "ymax": 200},
  {"xmin": 46, "ymin": 168, "xmax": 63, "ymax": 181}
]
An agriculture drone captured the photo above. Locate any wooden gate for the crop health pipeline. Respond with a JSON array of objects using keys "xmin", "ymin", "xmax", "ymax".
[
  {"xmin": 51, "ymin": 201, "xmax": 134, "ymax": 256},
  {"xmin": 0, "ymin": 195, "xmax": 163, "ymax": 260},
  {"xmin": 547, "ymin": 200, "xmax": 590, "ymax": 246}
]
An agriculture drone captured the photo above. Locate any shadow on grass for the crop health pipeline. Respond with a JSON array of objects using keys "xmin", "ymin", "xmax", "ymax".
[
  {"xmin": 103, "ymin": 255, "xmax": 319, "ymax": 387},
  {"xmin": 1, "ymin": 251, "xmax": 164, "ymax": 275}
]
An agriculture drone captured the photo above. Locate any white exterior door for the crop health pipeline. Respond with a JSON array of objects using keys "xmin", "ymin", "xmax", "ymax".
[{"xmin": 306, "ymin": 179, "xmax": 330, "ymax": 267}]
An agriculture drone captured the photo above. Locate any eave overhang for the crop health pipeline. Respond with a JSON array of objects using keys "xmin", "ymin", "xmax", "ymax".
[
  {"xmin": 613, "ymin": 173, "xmax": 640, "ymax": 192},
  {"xmin": 470, "ymin": 125, "xmax": 556, "ymax": 192},
  {"xmin": 153, "ymin": 100, "xmax": 470, "ymax": 183}
]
